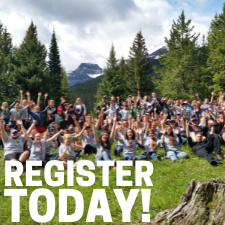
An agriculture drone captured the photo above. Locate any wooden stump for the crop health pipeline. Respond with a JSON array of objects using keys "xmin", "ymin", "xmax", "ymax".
[{"xmin": 151, "ymin": 178, "xmax": 225, "ymax": 225}]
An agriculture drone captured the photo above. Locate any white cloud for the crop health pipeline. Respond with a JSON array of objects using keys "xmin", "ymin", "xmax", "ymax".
[{"xmin": 0, "ymin": 0, "xmax": 217, "ymax": 71}]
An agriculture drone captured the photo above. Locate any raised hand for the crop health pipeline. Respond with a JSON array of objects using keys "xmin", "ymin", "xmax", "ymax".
[
  {"xmin": 0, "ymin": 116, "xmax": 3, "ymax": 121},
  {"xmin": 16, "ymin": 119, "xmax": 23, "ymax": 125},
  {"xmin": 20, "ymin": 90, "xmax": 23, "ymax": 94},
  {"xmin": 211, "ymin": 92, "xmax": 215, "ymax": 97},
  {"xmin": 136, "ymin": 112, "xmax": 140, "ymax": 117},
  {"xmin": 44, "ymin": 93, "xmax": 48, "ymax": 98},
  {"xmin": 33, "ymin": 120, "xmax": 37, "ymax": 125},
  {"xmin": 112, "ymin": 113, "xmax": 117, "ymax": 121},
  {"xmin": 72, "ymin": 114, "xmax": 76, "ymax": 120},
  {"xmin": 26, "ymin": 91, "xmax": 30, "ymax": 96},
  {"xmin": 38, "ymin": 92, "xmax": 42, "ymax": 96},
  {"xmin": 174, "ymin": 129, "xmax": 180, "ymax": 134},
  {"xmin": 60, "ymin": 96, "xmax": 65, "ymax": 103},
  {"xmin": 47, "ymin": 108, "xmax": 51, "ymax": 114},
  {"xmin": 195, "ymin": 93, "xmax": 198, "ymax": 97}
]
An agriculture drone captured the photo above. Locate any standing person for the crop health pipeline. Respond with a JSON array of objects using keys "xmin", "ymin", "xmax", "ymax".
[
  {"xmin": 44, "ymin": 93, "xmax": 57, "ymax": 125},
  {"xmin": 126, "ymin": 95, "xmax": 134, "ymax": 106},
  {"xmin": 128, "ymin": 103, "xmax": 137, "ymax": 119},
  {"xmin": 0, "ymin": 116, "xmax": 29, "ymax": 163},
  {"xmin": 0, "ymin": 100, "xmax": 18, "ymax": 125},
  {"xmin": 59, "ymin": 134, "xmax": 83, "ymax": 168},
  {"xmin": 186, "ymin": 119, "xmax": 222, "ymax": 166},
  {"xmin": 104, "ymin": 102, "xmax": 116, "ymax": 122},
  {"xmin": 74, "ymin": 98, "xmax": 86, "ymax": 116},
  {"xmin": 117, "ymin": 103, "xmax": 129, "ymax": 121},
  {"xmin": 95, "ymin": 96, "xmax": 107, "ymax": 114},
  {"xmin": 27, "ymin": 102, "xmax": 49, "ymax": 133},
  {"xmin": 10, "ymin": 102, "xmax": 28, "ymax": 128},
  {"xmin": 19, "ymin": 90, "xmax": 29, "ymax": 126}
]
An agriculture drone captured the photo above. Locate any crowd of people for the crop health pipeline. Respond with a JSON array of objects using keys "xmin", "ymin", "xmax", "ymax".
[{"xmin": 1, "ymin": 89, "xmax": 225, "ymax": 171}]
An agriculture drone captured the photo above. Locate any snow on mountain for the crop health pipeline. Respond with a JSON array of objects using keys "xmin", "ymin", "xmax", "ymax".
[
  {"xmin": 66, "ymin": 63, "xmax": 103, "ymax": 86},
  {"xmin": 147, "ymin": 46, "xmax": 167, "ymax": 59},
  {"xmin": 67, "ymin": 47, "xmax": 167, "ymax": 86}
]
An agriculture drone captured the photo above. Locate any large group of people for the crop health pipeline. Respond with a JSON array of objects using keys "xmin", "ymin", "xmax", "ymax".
[{"xmin": 1, "ymin": 89, "xmax": 225, "ymax": 171}]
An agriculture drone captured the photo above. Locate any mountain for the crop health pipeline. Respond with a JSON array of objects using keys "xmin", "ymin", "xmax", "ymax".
[
  {"xmin": 147, "ymin": 46, "xmax": 167, "ymax": 59},
  {"xmin": 68, "ymin": 46, "xmax": 167, "ymax": 112},
  {"xmin": 67, "ymin": 63, "xmax": 103, "ymax": 86}
]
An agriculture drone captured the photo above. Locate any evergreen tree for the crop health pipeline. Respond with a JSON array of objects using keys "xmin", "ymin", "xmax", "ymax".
[
  {"xmin": 128, "ymin": 31, "xmax": 151, "ymax": 96},
  {"xmin": 207, "ymin": 4, "xmax": 225, "ymax": 94},
  {"xmin": 60, "ymin": 67, "xmax": 69, "ymax": 101},
  {"xmin": 13, "ymin": 21, "xmax": 50, "ymax": 101},
  {"xmin": 95, "ymin": 44, "xmax": 118, "ymax": 102},
  {"xmin": 196, "ymin": 35, "xmax": 211, "ymax": 98},
  {"xmin": 114, "ymin": 57, "xmax": 129, "ymax": 100},
  {"xmin": 0, "ymin": 23, "xmax": 19, "ymax": 103},
  {"xmin": 153, "ymin": 11, "xmax": 204, "ymax": 99},
  {"xmin": 48, "ymin": 29, "xmax": 62, "ymax": 103}
]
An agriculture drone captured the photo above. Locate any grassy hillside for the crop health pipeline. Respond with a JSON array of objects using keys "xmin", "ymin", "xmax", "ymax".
[{"xmin": 0, "ymin": 144, "xmax": 225, "ymax": 224}]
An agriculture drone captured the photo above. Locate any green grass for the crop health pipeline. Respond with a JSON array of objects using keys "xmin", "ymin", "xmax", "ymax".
[{"xmin": 0, "ymin": 144, "xmax": 225, "ymax": 225}]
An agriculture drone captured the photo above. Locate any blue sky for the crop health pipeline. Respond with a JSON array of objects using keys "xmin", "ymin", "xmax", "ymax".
[{"xmin": 0, "ymin": 0, "xmax": 224, "ymax": 70}]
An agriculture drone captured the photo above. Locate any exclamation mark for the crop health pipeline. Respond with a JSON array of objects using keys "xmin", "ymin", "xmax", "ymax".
[{"xmin": 141, "ymin": 189, "xmax": 151, "ymax": 222}]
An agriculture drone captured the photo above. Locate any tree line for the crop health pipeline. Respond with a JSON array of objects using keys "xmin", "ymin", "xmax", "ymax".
[
  {"xmin": 95, "ymin": 5, "xmax": 225, "ymax": 109},
  {"xmin": 0, "ymin": 21, "xmax": 69, "ymax": 107}
]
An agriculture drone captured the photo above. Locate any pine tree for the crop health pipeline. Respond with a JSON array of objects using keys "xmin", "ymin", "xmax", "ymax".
[
  {"xmin": 0, "ymin": 24, "xmax": 19, "ymax": 103},
  {"xmin": 128, "ymin": 31, "xmax": 151, "ymax": 96},
  {"xmin": 95, "ymin": 44, "xmax": 118, "ymax": 102},
  {"xmin": 153, "ymin": 11, "xmax": 205, "ymax": 99},
  {"xmin": 48, "ymin": 29, "xmax": 62, "ymax": 103},
  {"xmin": 13, "ymin": 21, "xmax": 50, "ymax": 101},
  {"xmin": 207, "ymin": 4, "xmax": 225, "ymax": 94},
  {"xmin": 114, "ymin": 57, "xmax": 129, "ymax": 100},
  {"xmin": 60, "ymin": 67, "xmax": 69, "ymax": 101}
]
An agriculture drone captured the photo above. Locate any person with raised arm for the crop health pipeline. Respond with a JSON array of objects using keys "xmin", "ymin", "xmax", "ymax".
[
  {"xmin": 92, "ymin": 115, "xmax": 116, "ymax": 169},
  {"xmin": 9, "ymin": 101, "xmax": 28, "ymax": 128},
  {"xmin": 95, "ymin": 96, "xmax": 107, "ymax": 114},
  {"xmin": 19, "ymin": 119, "xmax": 63, "ymax": 166},
  {"xmin": 112, "ymin": 113, "xmax": 143, "ymax": 165},
  {"xmin": 59, "ymin": 133, "xmax": 83, "ymax": 169},
  {"xmin": 19, "ymin": 90, "xmax": 29, "ymax": 126},
  {"xmin": 0, "ymin": 99, "xmax": 18, "ymax": 126},
  {"xmin": 0, "ymin": 116, "xmax": 29, "ymax": 163},
  {"xmin": 44, "ymin": 93, "xmax": 57, "ymax": 125},
  {"xmin": 27, "ymin": 100, "xmax": 49, "ymax": 133},
  {"xmin": 186, "ymin": 119, "xmax": 221, "ymax": 166}
]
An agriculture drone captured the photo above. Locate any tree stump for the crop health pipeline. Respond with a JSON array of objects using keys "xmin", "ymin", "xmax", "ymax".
[{"xmin": 151, "ymin": 178, "xmax": 225, "ymax": 225}]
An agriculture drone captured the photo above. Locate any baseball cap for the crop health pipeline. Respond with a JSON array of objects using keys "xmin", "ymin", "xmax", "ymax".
[
  {"xmin": 191, "ymin": 117, "xmax": 198, "ymax": 122},
  {"xmin": 10, "ymin": 129, "xmax": 18, "ymax": 134}
]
